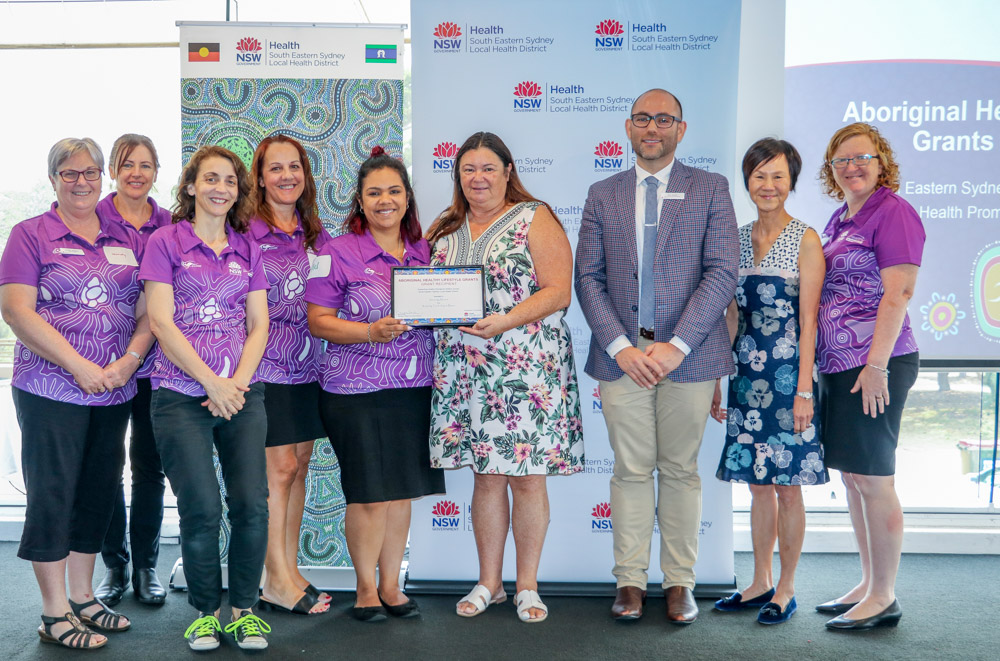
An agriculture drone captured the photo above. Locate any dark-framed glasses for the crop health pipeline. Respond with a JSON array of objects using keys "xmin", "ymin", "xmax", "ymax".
[
  {"xmin": 630, "ymin": 113, "xmax": 681, "ymax": 129},
  {"xmin": 830, "ymin": 154, "xmax": 877, "ymax": 169},
  {"xmin": 58, "ymin": 168, "xmax": 102, "ymax": 183}
]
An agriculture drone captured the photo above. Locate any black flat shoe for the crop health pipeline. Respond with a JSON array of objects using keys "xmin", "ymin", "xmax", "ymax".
[
  {"xmin": 379, "ymin": 593, "xmax": 420, "ymax": 618},
  {"xmin": 825, "ymin": 599, "xmax": 902, "ymax": 631},
  {"xmin": 133, "ymin": 568, "xmax": 166, "ymax": 605},
  {"xmin": 815, "ymin": 599, "xmax": 859, "ymax": 614},
  {"xmin": 94, "ymin": 566, "xmax": 129, "ymax": 607},
  {"xmin": 351, "ymin": 605, "xmax": 388, "ymax": 622},
  {"xmin": 714, "ymin": 587, "xmax": 776, "ymax": 612}
]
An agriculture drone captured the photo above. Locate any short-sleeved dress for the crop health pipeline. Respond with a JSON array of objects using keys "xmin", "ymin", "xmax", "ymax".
[
  {"xmin": 716, "ymin": 219, "xmax": 828, "ymax": 486},
  {"xmin": 428, "ymin": 202, "xmax": 584, "ymax": 476}
]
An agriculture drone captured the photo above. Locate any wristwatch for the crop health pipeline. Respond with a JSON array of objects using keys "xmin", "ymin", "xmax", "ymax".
[{"xmin": 795, "ymin": 391, "xmax": 813, "ymax": 400}]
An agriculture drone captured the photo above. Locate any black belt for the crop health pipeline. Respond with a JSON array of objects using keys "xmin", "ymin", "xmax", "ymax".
[{"xmin": 639, "ymin": 327, "xmax": 655, "ymax": 341}]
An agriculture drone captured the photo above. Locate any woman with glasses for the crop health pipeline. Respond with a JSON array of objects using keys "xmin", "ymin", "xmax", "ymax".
[
  {"xmin": 0, "ymin": 138, "xmax": 152, "ymax": 649},
  {"xmin": 813, "ymin": 123, "xmax": 924, "ymax": 631},
  {"xmin": 710, "ymin": 138, "xmax": 827, "ymax": 626},
  {"xmin": 93, "ymin": 134, "xmax": 173, "ymax": 608}
]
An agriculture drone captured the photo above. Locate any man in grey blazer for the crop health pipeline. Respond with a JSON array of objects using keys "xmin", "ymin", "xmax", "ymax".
[{"xmin": 575, "ymin": 88, "xmax": 738, "ymax": 624}]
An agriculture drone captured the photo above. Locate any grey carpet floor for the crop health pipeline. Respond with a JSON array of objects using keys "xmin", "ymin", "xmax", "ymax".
[{"xmin": 0, "ymin": 542, "xmax": 996, "ymax": 660}]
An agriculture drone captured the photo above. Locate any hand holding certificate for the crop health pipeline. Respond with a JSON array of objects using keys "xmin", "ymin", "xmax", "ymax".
[{"xmin": 391, "ymin": 266, "xmax": 486, "ymax": 327}]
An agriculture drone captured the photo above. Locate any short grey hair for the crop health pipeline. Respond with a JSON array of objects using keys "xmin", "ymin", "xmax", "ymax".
[{"xmin": 48, "ymin": 137, "xmax": 105, "ymax": 178}]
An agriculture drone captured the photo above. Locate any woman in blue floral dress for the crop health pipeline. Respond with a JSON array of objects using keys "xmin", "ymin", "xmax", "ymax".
[
  {"xmin": 427, "ymin": 132, "xmax": 583, "ymax": 624},
  {"xmin": 711, "ymin": 139, "xmax": 827, "ymax": 625}
]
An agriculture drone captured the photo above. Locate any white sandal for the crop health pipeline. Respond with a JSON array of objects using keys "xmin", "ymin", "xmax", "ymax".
[
  {"xmin": 514, "ymin": 589, "xmax": 548, "ymax": 623},
  {"xmin": 456, "ymin": 584, "xmax": 506, "ymax": 617}
]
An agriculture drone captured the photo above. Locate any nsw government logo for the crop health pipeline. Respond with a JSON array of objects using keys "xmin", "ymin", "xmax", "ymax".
[
  {"xmin": 594, "ymin": 19, "xmax": 625, "ymax": 51},
  {"xmin": 236, "ymin": 37, "xmax": 263, "ymax": 64},
  {"xmin": 592, "ymin": 386, "xmax": 602, "ymax": 413},
  {"xmin": 513, "ymin": 81, "xmax": 543, "ymax": 112},
  {"xmin": 430, "ymin": 500, "xmax": 462, "ymax": 530},
  {"xmin": 433, "ymin": 22, "xmax": 462, "ymax": 52},
  {"xmin": 432, "ymin": 142, "xmax": 458, "ymax": 173},
  {"xmin": 594, "ymin": 141, "xmax": 625, "ymax": 172},
  {"xmin": 591, "ymin": 502, "xmax": 613, "ymax": 532}
]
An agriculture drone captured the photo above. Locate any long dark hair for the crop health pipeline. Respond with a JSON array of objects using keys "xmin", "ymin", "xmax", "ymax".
[
  {"xmin": 249, "ymin": 134, "xmax": 324, "ymax": 249},
  {"xmin": 343, "ymin": 146, "xmax": 421, "ymax": 244},
  {"xmin": 426, "ymin": 131, "xmax": 559, "ymax": 244},
  {"xmin": 172, "ymin": 145, "xmax": 252, "ymax": 232}
]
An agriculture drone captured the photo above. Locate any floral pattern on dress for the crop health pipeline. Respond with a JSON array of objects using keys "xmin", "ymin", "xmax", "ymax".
[
  {"xmin": 716, "ymin": 219, "xmax": 828, "ymax": 486},
  {"xmin": 428, "ymin": 202, "xmax": 584, "ymax": 476}
]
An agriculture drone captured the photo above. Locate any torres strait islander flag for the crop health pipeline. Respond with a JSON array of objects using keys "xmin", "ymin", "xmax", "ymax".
[
  {"xmin": 365, "ymin": 44, "xmax": 397, "ymax": 63},
  {"xmin": 188, "ymin": 42, "xmax": 220, "ymax": 62}
]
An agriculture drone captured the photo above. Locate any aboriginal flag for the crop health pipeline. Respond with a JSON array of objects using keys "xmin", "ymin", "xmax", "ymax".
[
  {"xmin": 365, "ymin": 44, "xmax": 397, "ymax": 63},
  {"xmin": 188, "ymin": 42, "xmax": 220, "ymax": 62}
]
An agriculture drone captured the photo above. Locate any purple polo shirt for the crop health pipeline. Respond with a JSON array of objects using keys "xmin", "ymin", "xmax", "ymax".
[
  {"xmin": 304, "ymin": 230, "xmax": 434, "ymax": 394},
  {"xmin": 248, "ymin": 216, "xmax": 333, "ymax": 384},
  {"xmin": 817, "ymin": 186, "xmax": 925, "ymax": 373},
  {"xmin": 96, "ymin": 193, "xmax": 173, "ymax": 379},
  {"xmin": 0, "ymin": 203, "xmax": 144, "ymax": 405},
  {"xmin": 139, "ymin": 220, "xmax": 268, "ymax": 397}
]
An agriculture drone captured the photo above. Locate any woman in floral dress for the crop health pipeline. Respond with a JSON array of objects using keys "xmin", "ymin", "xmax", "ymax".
[
  {"xmin": 711, "ymin": 139, "xmax": 827, "ymax": 625},
  {"xmin": 427, "ymin": 132, "xmax": 583, "ymax": 624}
]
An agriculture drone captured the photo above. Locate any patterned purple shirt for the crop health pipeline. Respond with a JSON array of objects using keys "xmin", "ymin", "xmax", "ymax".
[
  {"xmin": 96, "ymin": 192, "xmax": 173, "ymax": 379},
  {"xmin": 138, "ymin": 221, "xmax": 269, "ymax": 397},
  {"xmin": 0, "ymin": 203, "xmax": 144, "ymax": 405},
  {"xmin": 817, "ymin": 186, "xmax": 925, "ymax": 374},
  {"xmin": 304, "ymin": 230, "xmax": 434, "ymax": 394},
  {"xmin": 248, "ymin": 216, "xmax": 332, "ymax": 384}
]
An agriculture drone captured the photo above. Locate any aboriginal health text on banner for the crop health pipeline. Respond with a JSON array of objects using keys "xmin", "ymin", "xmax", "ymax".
[
  {"xmin": 409, "ymin": 0, "xmax": 741, "ymax": 591},
  {"xmin": 177, "ymin": 21, "xmax": 404, "ymax": 583}
]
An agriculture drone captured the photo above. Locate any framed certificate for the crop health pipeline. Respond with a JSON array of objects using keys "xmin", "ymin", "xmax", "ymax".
[{"xmin": 391, "ymin": 265, "xmax": 486, "ymax": 327}]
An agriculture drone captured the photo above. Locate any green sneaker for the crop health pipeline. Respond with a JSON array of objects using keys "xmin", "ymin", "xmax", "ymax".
[
  {"xmin": 184, "ymin": 613, "xmax": 222, "ymax": 651},
  {"xmin": 225, "ymin": 610, "xmax": 271, "ymax": 650}
]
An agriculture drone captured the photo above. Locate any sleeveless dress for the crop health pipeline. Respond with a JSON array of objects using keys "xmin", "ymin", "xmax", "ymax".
[
  {"xmin": 716, "ymin": 219, "xmax": 828, "ymax": 486},
  {"xmin": 428, "ymin": 202, "xmax": 584, "ymax": 476}
]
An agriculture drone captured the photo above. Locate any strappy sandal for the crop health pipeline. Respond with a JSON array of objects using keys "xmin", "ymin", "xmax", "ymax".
[
  {"xmin": 69, "ymin": 597, "xmax": 131, "ymax": 632},
  {"xmin": 456, "ymin": 584, "xmax": 506, "ymax": 617},
  {"xmin": 259, "ymin": 589, "xmax": 329, "ymax": 615},
  {"xmin": 38, "ymin": 612, "xmax": 107, "ymax": 649},
  {"xmin": 514, "ymin": 589, "xmax": 549, "ymax": 623}
]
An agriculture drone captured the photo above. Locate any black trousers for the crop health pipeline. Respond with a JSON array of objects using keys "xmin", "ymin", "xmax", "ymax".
[
  {"xmin": 13, "ymin": 388, "xmax": 130, "ymax": 563},
  {"xmin": 101, "ymin": 378, "xmax": 165, "ymax": 570},
  {"xmin": 151, "ymin": 384, "xmax": 268, "ymax": 612}
]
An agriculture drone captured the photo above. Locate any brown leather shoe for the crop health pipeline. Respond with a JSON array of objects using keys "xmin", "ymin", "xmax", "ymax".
[
  {"xmin": 611, "ymin": 586, "xmax": 647, "ymax": 621},
  {"xmin": 665, "ymin": 586, "xmax": 698, "ymax": 624}
]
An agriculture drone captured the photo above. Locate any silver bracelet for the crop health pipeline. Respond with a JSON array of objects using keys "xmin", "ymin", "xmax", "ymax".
[
  {"xmin": 366, "ymin": 322, "xmax": 376, "ymax": 348},
  {"xmin": 795, "ymin": 391, "xmax": 813, "ymax": 400},
  {"xmin": 866, "ymin": 363, "xmax": 890, "ymax": 375},
  {"xmin": 127, "ymin": 350, "xmax": 142, "ymax": 364}
]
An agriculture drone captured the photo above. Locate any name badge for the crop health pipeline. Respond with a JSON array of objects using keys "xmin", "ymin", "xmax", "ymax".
[
  {"xmin": 308, "ymin": 253, "xmax": 331, "ymax": 279},
  {"xmin": 663, "ymin": 192, "xmax": 685, "ymax": 200},
  {"xmin": 103, "ymin": 246, "xmax": 138, "ymax": 266},
  {"xmin": 54, "ymin": 247, "xmax": 85, "ymax": 256},
  {"xmin": 844, "ymin": 234, "xmax": 865, "ymax": 244}
]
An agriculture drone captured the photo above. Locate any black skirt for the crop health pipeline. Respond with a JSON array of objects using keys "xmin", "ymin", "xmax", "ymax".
[
  {"xmin": 318, "ymin": 386, "xmax": 445, "ymax": 504},
  {"xmin": 262, "ymin": 381, "xmax": 326, "ymax": 447},
  {"xmin": 818, "ymin": 352, "xmax": 919, "ymax": 476}
]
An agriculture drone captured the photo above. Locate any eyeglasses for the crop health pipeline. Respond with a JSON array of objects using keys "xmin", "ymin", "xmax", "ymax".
[
  {"xmin": 630, "ymin": 113, "xmax": 681, "ymax": 129},
  {"xmin": 829, "ymin": 154, "xmax": 877, "ymax": 169},
  {"xmin": 57, "ymin": 168, "xmax": 102, "ymax": 183}
]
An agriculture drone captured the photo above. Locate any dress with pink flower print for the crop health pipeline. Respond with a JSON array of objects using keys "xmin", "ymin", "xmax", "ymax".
[{"xmin": 428, "ymin": 202, "xmax": 584, "ymax": 476}]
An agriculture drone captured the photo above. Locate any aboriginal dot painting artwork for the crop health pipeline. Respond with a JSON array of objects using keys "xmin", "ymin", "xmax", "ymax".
[{"xmin": 184, "ymin": 76, "xmax": 404, "ymax": 568}]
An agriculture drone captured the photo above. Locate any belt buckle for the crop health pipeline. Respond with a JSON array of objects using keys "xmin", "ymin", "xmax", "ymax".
[{"xmin": 639, "ymin": 327, "xmax": 655, "ymax": 341}]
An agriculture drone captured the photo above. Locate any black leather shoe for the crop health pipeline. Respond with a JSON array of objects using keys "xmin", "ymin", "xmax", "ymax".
[
  {"xmin": 95, "ymin": 566, "xmax": 130, "ymax": 607},
  {"xmin": 825, "ymin": 599, "xmax": 901, "ymax": 630},
  {"xmin": 133, "ymin": 568, "xmax": 167, "ymax": 605},
  {"xmin": 351, "ymin": 605, "xmax": 388, "ymax": 622},
  {"xmin": 379, "ymin": 593, "xmax": 420, "ymax": 618},
  {"xmin": 815, "ymin": 598, "xmax": 859, "ymax": 614}
]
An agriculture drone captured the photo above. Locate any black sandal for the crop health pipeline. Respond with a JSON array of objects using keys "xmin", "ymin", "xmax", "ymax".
[
  {"xmin": 259, "ymin": 590, "xmax": 328, "ymax": 615},
  {"xmin": 38, "ymin": 612, "xmax": 107, "ymax": 649},
  {"xmin": 69, "ymin": 597, "xmax": 131, "ymax": 632}
]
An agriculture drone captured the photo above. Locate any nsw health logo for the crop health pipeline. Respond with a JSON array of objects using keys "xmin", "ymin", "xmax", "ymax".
[
  {"xmin": 591, "ymin": 502, "xmax": 613, "ymax": 532},
  {"xmin": 595, "ymin": 19, "xmax": 625, "ymax": 51},
  {"xmin": 592, "ymin": 386, "xmax": 602, "ymax": 413},
  {"xmin": 513, "ymin": 81, "xmax": 543, "ymax": 112},
  {"xmin": 430, "ymin": 500, "xmax": 462, "ymax": 530},
  {"xmin": 432, "ymin": 141, "xmax": 458, "ymax": 173},
  {"xmin": 433, "ymin": 22, "xmax": 462, "ymax": 52},
  {"xmin": 236, "ymin": 37, "xmax": 262, "ymax": 64},
  {"xmin": 594, "ymin": 141, "xmax": 625, "ymax": 171}
]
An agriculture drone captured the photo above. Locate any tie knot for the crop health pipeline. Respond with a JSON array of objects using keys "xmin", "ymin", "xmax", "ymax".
[{"xmin": 645, "ymin": 176, "xmax": 658, "ymax": 188}]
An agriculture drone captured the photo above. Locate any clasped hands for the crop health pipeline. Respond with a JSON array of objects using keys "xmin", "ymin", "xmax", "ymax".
[
  {"xmin": 616, "ymin": 341, "xmax": 684, "ymax": 390},
  {"xmin": 72, "ymin": 353, "xmax": 142, "ymax": 396}
]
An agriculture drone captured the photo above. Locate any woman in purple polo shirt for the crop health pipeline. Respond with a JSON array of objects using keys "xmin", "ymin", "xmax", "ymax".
[
  {"xmin": 813, "ymin": 123, "xmax": 924, "ymax": 631},
  {"xmin": 247, "ymin": 134, "xmax": 332, "ymax": 616},
  {"xmin": 306, "ymin": 146, "xmax": 445, "ymax": 622},
  {"xmin": 140, "ymin": 145, "xmax": 272, "ymax": 650},
  {"xmin": 94, "ymin": 134, "xmax": 172, "ymax": 608},
  {"xmin": 0, "ymin": 137, "xmax": 152, "ymax": 650}
]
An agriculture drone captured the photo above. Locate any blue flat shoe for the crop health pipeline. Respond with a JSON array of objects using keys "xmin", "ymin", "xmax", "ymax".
[
  {"xmin": 757, "ymin": 596, "xmax": 797, "ymax": 625},
  {"xmin": 714, "ymin": 587, "xmax": 776, "ymax": 612}
]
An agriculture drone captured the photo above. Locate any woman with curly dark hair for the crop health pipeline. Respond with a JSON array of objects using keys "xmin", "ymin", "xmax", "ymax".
[{"xmin": 140, "ymin": 145, "xmax": 272, "ymax": 650}]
